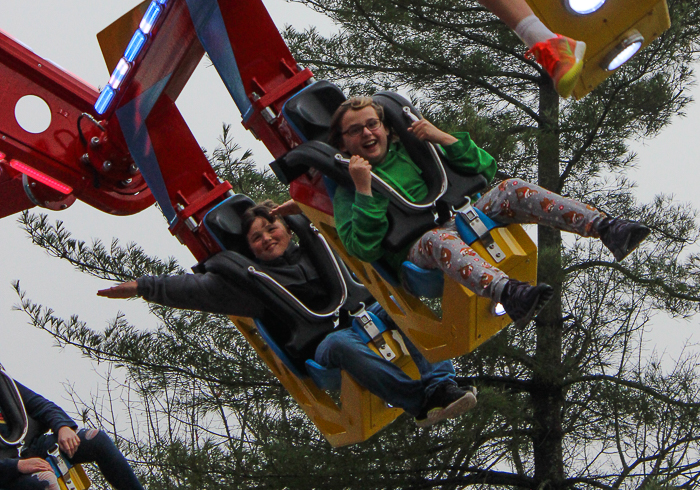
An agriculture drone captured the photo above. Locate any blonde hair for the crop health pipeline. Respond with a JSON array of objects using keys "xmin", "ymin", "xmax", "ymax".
[{"xmin": 328, "ymin": 97, "xmax": 385, "ymax": 149}]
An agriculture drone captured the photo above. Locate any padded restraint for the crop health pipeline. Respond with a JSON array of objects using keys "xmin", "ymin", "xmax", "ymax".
[
  {"xmin": 273, "ymin": 82, "xmax": 489, "ymax": 251},
  {"xmin": 0, "ymin": 365, "xmax": 28, "ymax": 447},
  {"xmin": 203, "ymin": 195, "xmax": 362, "ymax": 321},
  {"xmin": 372, "ymin": 91, "xmax": 488, "ymax": 214},
  {"xmin": 202, "ymin": 194, "xmax": 374, "ymax": 379}
]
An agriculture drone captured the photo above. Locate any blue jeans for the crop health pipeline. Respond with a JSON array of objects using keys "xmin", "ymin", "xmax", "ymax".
[
  {"xmin": 314, "ymin": 303, "xmax": 456, "ymax": 416},
  {"xmin": 17, "ymin": 428, "xmax": 144, "ymax": 490}
]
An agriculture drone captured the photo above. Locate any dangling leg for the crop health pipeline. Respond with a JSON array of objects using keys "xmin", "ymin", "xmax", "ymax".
[
  {"xmin": 365, "ymin": 303, "xmax": 478, "ymax": 426},
  {"xmin": 69, "ymin": 429, "xmax": 145, "ymax": 490},
  {"xmin": 475, "ymin": 178, "xmax": 649, "ymax": 261},
  {"xmin": 408, "ymin": 222, "xmax": 552, "ymax": 327},
  {"xmin": 477, "ymin": 0, "xmax": 586, "ymax": 98},
  {"xmin": 315, "ymin": 325, "xmax": 476, "ymax": 426}
]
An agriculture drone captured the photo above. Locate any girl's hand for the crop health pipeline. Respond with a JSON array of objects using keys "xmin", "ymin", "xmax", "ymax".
[
  {"xmin": 348, "ymin": 155, "xmax": 373, "ymax": 196},
  {"xmin": 270, "ymin": 200, "xmax": 302, "ymax": 217},
  {"xmin": 408, "ymin": 119, "xmax": 458, "ymax": 146},
  {"xmin": 57, "ymin": 426, "xmax": 80, "ymax": 458}
]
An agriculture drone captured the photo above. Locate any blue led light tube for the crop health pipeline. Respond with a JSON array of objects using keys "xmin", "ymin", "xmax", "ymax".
[
  {"xmin": 140, "ymin": 2, "xmax": 162, "ymax": 35},
  {"xmin": 124, "ymin": 30, "xmax": 147, "ymax": 63},
  {"xmin": 109, "ymin": 58, "xmax": 131, "ymax": 89},
  {"xmin": 94, "ymin": 87, "xmax": 116, "ymax": 115}
]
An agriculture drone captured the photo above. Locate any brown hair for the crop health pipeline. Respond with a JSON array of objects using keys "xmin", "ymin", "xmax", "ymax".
[
  {"xmin": 241, "ymin": 200, "xmax": 286, "ymax": 237},
  {"xmin": 328, "ymin": 96, "xmax": 385, "ymax": 149}
]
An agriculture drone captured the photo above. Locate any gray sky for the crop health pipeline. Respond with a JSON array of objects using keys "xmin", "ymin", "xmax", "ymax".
[
  {"xmin": 1, "ymin": 0, "xmax": 698, "ymax": 415},
  {"xmin": 0, "ymin": 0, "xmax": 333, "ymax": 407}
]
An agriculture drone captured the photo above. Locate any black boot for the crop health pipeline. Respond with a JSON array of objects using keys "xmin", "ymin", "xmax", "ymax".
[
  {"xmin": 499, "ymin": 279, "xmax": 554, "ymax": 328},
  {"xmin": 598, "ymin": 217, "xmax": 650, "ymax": 262}
]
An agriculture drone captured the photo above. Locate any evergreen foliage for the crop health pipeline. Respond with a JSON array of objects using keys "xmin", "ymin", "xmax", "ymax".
[{"xmin": 12, "ymin": 1, "xmax": 700, "ymax": 488}]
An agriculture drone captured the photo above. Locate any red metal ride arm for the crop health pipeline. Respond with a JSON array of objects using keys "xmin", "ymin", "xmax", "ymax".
[
  {"xmin": 0, "ymin": 29, "xmax": 154, "ymax": 221},
  {"xmin": 88, "ymin": 0, "xmax": 317, "ymax": 262},
  {"xmin": 1, "ymin": 0, "xmax": 316, "ymax": 262}
]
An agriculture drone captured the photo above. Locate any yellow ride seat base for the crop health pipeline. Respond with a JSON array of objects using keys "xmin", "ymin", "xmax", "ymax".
[
  {"xmin": 229, "ymin": 315, "xmax": 420, "ymax": 447},
  {"xmin": 525, "ymin": 0, "xmax": 670, "ymax": 99},
  {"xmin": 57, "ymin": 464, "xmax": 91, "ymax": 490},
  {"xmin": 296, "ymin": 202, "xmax": 538, "ymax": 364}
]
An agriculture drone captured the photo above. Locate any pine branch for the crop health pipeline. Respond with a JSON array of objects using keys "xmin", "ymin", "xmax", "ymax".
[
  {"xmin": 563, "ymin": 260, "xmax": 700, "ymax": 303},
  {"xmin": 562, "ymin": 374, "xmax": 700, "ymax": 409}
]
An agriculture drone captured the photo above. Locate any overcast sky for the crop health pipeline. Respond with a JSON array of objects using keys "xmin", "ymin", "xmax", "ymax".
[
  {"xmin": 0, "ymin": 0, "xmax": 334, "ymax": 409},
  {"xmin": 1, "ymin": 1, "xmax": 698, "ymax": 418}
]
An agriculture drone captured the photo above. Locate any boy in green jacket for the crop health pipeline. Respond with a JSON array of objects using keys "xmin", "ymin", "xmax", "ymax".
[{"xmin": 329, "ymin": 97, "xmax": 650, "ymax": 327}]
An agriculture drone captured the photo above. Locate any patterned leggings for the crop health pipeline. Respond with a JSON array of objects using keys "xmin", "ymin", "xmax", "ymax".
[{"xmin": 408, "ymin": 179, "xmax": 606, "ymax": 301}]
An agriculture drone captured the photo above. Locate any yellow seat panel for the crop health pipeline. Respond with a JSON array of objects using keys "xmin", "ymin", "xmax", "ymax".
[
  {"xmin": 56, "ymin": 464, "xmax": 91, "ymax": 490},
  {"xmin": 525, "ymin": 0, "xmax": 670, "ymax": 99},
  {"xmin": 229, "ymin": 316, "xmax": 420, "ymax": 447},
  {"xmin": 296, "ymin": 202, "xmax": 537, "ymax": 364}
]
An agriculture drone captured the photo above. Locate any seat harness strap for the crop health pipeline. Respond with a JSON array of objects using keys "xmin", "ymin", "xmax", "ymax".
[
  {"xmin": 455, "ymin": 203, "xmax": 506, "ymax": 263},
  {"xmin": 352, "ymin": 304, "xmax": 396, "ymax": 362},
  {"xmin": 48, "ymin": 444, "xmax": 78, "ymax": 490}
]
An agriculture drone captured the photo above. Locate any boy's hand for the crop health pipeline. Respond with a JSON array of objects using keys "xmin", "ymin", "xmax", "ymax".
[
  {"xmin": 97, "ymin": 281, "xmax": 138, "ymax": 298},
  {"xmin": 57, "ymin": 426, "xmax": 80, "ymax": 458},
  {"xmin": 17, "ymin": 458, "xmax": 52, "ymax": 474},
  {"xmin": 348, "ymin": 155, "xmax": 373, "ymax": 196},
  {"xmin": 408, "ymin": 119, "xmax": 458, "ymax": 146},
  {"xmin": 271, "ymin": 200, "xmax": 302, "ymax": 217}
]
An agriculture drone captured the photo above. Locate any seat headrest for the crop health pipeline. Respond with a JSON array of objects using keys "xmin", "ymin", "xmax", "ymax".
[
  {"xmin": 203, "ymin": 194, "xmax": 256, "ymax": 257},
  {"xmin": 282, "ymin": 81, "xmax": 347, "ymax": 142}
]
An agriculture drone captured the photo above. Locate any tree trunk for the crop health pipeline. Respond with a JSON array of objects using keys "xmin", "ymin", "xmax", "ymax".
[{"xmin": 532, "ymin": 82, "xmax": 565, "ymax": 489}]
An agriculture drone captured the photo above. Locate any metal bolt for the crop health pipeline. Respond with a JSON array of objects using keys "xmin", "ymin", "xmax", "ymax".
[
  {"xmin": 185, "ymin": 217, "xmax": 198, "ymax": 231},
  {"xmin": 90, "ymin": 136, "xmax": 100, "ymax": 148},
  {"xmin": 129, "ymin": 163, "xmax": 139, "ymax": 174},
  {"xmin": 102, "ymin": 161, "xmax": 112, "ymax": 171},
  {"xmin": 121, "ymin": 178, "xmax": 133, "ymax": 185},
  {"xmin": 80, "ymin": 153, "xmax": 91, "ymax": 165},
  {"xmin": 60, "ymin": 204, "xmax": 68, "ymax": 210},
  {"xmin": 31, "ymin": 182, "xmax": 36, "ymax": 188},
  {"xmin": 261, "ymin": 106, "xmax": 277, "ymax": 123}
]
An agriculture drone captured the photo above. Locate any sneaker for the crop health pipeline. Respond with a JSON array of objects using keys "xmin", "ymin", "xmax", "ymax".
[
  {"xmin": 526, "ymin": 35, "xmax": 586, "ymax": 98},
  {"xmin": 415, "ymin": 384, "xmax": 477, "ymax": 428},
  {"xmin": 500, "ymin": 279, "xmax": 554, "ymax": 328},
  {"xmin": 598, "ymin": 217, "xmax": 651, "ymax": 262}
]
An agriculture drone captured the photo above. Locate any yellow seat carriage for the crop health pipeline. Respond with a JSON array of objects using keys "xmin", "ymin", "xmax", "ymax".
[
  {"xmin": 200, "ymin": 194, "xmax": 421, "ymax": 447},
  {"xmin": 271, "ymin": 82, "xmax": 538, "ymax": 364},
  {"xmin": 0, "ymin": 0, "xmax": 546, "ymax": 447}
]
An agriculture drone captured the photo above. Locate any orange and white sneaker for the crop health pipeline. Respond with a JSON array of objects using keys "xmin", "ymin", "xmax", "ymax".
[{"xmin": 526, "ymin": 35, "xmax": 586, "ymax": 99}]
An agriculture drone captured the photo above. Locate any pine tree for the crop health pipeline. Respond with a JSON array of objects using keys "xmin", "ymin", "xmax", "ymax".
[
  {"xmin": 13, "ymin": 1, "xmax": 700, "ymax": 487},
  {"xmin": 282, "ymin": 0, "xmax": 700, "ymax": 487}
]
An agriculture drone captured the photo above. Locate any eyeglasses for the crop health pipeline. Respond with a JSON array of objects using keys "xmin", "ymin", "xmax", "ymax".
[{"xmin": 341, "ymin": 118, "xmax": 382, "ymax": 137}]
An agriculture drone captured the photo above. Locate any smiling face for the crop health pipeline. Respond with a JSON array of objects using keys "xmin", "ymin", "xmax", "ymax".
[
  {"xmin": 338, "ymin": 106, "xmax": 390, "ymax": 164},
  {"xmin": 246, "ymin": 216, "xmax": 292, "ymax": 262}
]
